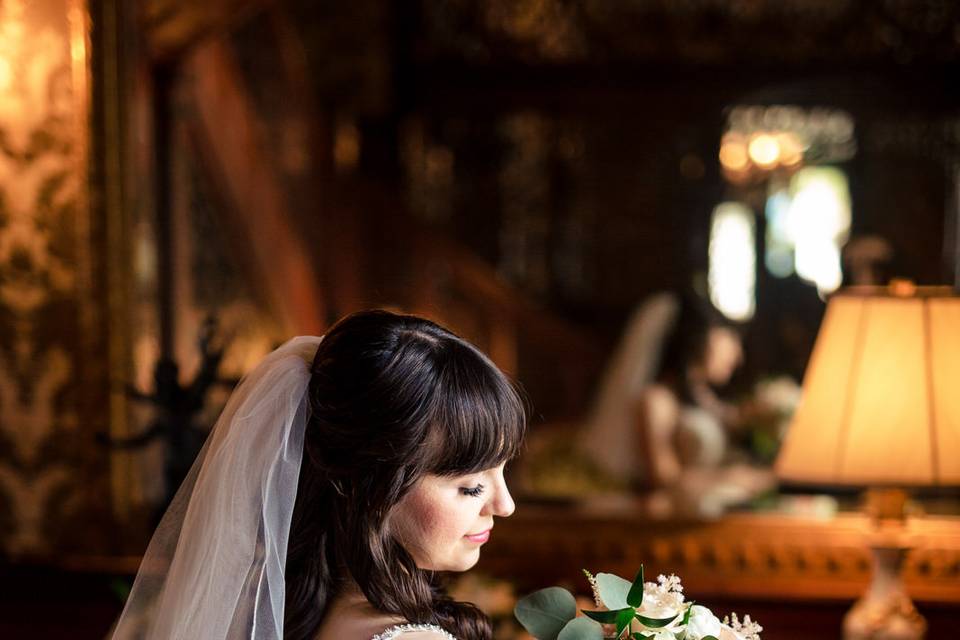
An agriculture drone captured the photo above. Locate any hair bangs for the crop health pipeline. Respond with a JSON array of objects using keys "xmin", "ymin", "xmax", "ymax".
[{"xmin": 425, "ymin": 348, "xmax": 526, "ymax": 476}]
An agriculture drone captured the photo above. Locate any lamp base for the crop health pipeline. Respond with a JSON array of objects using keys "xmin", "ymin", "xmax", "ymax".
[{"xmin": 843, "ymin": 546, "xmax": 927, "ymax": 640}]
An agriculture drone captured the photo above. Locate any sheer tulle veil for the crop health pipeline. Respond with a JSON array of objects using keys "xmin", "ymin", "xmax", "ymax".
[{"xmin": 111, "ymin": 335, "xmax": 323, "ymax": 640}]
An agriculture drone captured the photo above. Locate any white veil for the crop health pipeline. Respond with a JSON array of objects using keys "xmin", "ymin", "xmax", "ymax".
[
  {"xmin": 578, "ymin": 293, "xmax": 679, "ymax": 479},
  {"xmin": 111, "ymin": 335, "xmax": 323, "ymax": 640}
]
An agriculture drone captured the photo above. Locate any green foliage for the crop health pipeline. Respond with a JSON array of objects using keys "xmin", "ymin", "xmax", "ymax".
[
  {"xmin": 514, "ymin": 587, "xmax": 579, "ymax": 640},
  {"xmin": 582, "ymin": 607, "xmax": 632, "ymax": 624},
  {"xmin": 595, "ymin": 573, "xmax": 632, "ymax": 609},
  {"xmin": 615, "ymin": 608, "xmax": 635, "ymax": 636},
  {"xmin": 515, "ymin": 565, "xmax": 696, "ymax": 640},
  {"xmin": 557, "ymin": 617, "xmax": 604, "ymax": 640},
  {"xmin": 634, "ymin": 612, "xmax": 679, "ymax": 628},
  {"xmin": 626, "ymin": 565, "xmax": 645, "ymax": 608}
]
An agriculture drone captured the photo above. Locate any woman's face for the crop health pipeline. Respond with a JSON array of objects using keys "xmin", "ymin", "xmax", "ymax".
[{"xmin": 389, "ymin": 462, "xmax": 515, "ymax": 572}]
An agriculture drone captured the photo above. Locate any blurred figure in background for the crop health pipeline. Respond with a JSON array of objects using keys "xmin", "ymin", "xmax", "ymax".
[
  {"xmin": 637, "ymin": 303, "xmax": 744, "ymax": 489},
  {"xmin": 578, "ymin": 292, "xmax": 777, "ymax": 516},
  {"xmin": 841, "ymin": 234, "xmax": 896, "ymax": 286}
]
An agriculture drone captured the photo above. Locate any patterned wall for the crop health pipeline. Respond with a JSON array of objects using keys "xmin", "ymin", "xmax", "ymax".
[{"xmin": 0, "ymin": 0, "xmax": 112, "ymax": 556}]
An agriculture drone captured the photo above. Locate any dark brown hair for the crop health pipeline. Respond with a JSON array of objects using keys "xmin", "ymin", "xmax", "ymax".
[{"xmin": 283, "ymin": 310, "xmax": 527, "ymax": 640}]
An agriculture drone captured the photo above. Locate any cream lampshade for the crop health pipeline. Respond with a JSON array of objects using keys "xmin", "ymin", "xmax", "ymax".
[
  {"xmin": 777, "ymin": 285, "xmax": 960, "ymax": 486},
  {"xmin": 775, "ymin": 284, "xmax": 960, "ymax": 640}
]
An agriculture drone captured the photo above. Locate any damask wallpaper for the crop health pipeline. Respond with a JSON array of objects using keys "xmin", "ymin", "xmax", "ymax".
[{"xmin": 0, "ymin": 0, "xmax": 113, "ymax": 557}]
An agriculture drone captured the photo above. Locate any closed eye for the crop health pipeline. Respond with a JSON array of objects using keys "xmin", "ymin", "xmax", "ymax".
[{"xmin": 459, "ymin": 484, "xmax": 485, "ymax": 497}]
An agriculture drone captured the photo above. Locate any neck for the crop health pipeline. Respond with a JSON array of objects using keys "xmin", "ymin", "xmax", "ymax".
[{"xmin": 330, "ymin": 577, "xmax": 400, "ymax": 622}]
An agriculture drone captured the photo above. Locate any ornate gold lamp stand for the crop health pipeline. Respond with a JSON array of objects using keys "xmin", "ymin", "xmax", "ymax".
[{"xmin": 843, "ymin": 489, "xmax": 926, "ymax": 640}]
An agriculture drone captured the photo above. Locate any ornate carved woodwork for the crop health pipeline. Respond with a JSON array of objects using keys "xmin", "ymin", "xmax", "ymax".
[{"xmin": 478, "ymin": 503, "xmax": 960, "ymax": 605}]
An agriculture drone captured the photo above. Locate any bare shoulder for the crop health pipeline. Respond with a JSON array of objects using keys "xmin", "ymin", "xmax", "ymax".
[{"xmin": 638, "ymin": 383, "xmax": 679, "ymax": 416}]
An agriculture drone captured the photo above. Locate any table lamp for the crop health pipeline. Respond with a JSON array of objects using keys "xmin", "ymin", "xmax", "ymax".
[{"xmin": 775, "ymin": 283, "xmax": 960, "ymax": 640}]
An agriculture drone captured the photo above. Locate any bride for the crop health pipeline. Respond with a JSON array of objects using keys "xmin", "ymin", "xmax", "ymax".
[{"xmin": 111, "ymin": 310, "xmax": 527, "ymax": 640}]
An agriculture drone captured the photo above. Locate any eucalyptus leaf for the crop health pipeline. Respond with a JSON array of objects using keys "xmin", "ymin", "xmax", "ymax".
[
  {"xmin": 595, "ymin": 572, "xmax": 632, "ymax": 610},
  {"xmin": 514, "ymin": 587, "xmax": 578, "ymax": 640},
  {"xmin": 626, "ymin": 565, "xmax": 645, "ymax": 608},
  {"xmin": 557, "ymin": 617, "xmax": 604, "ymax": 640},
  {"xmin": 702, "ymin": 637, "xmax": 720, "ymax": 640},
  {"xmin": 635, "ymin": 612, "xmax": 680, "ymax": 629}
]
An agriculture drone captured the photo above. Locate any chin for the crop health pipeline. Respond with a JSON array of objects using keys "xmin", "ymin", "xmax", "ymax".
[{"xmin": 443, "ymin": 552, "xmax": 481, "ymax": 573}]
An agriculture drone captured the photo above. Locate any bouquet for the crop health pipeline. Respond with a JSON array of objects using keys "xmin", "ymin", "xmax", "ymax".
[{"xmin": 514, "ymin": 565, "xmax": 761, "ymax": 640}]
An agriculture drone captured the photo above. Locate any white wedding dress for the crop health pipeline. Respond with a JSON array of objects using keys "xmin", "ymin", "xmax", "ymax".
[{"xmin": 371, "ymin": 623, "xmax": 457, "ymax": 639}]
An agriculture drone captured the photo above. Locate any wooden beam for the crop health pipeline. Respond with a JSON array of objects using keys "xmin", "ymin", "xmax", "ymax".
[
  {"xmin": 144, "ymin": 0, "xmax": 273, "ymax": 61},
  {"xmin": 184, "ymin": 38, "xmax": 327, "ymax": 335}
]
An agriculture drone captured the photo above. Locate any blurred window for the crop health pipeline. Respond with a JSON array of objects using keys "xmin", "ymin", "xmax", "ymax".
[{"xmin": 709, "ymin": 202, "xmax": 756, "ymax": 321}]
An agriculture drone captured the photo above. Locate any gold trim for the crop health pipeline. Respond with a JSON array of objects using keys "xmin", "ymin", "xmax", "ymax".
[{"xmin": 479, "ymin": 505, "xmax": 960, "ymax": 604}]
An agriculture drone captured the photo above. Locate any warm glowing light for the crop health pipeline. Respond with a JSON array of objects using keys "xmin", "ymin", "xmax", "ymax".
[
  {"xmin": 889, "ymin": 278, "xmax": 917, "ymax": 297},
  {"xmin": 0, "ymin": 57, "xmax": 11, "ymax": 91},
  {"xmin": 777, "ymin": 289, "xmax": 960, "ymax": 486},
  {"xmin": 719, "ymin": 134, "xmax": 749, "ymax": 171},
  {"xmin": 748, "ymin": 133, "xmax": 780, "ymax": 168},
  {"xmin": 709, "ymin": 202, "xmax": 756, "ymax": 321},
  {"xmin": 785, "ymin": 168, "xmax": 851, "ymax": 295},
  {"xmin": 722, "ymin": 105, "xmax": 856, "ymax": 185},
  {"xmin": 777, "ymin": 132, "xmax": 803, "ymax": 166},
  {"xmin": 70, "ymin": 29, "xmax": 85, "ymax": 63},
  {"xmin": 794, "ymin": 239, "xmax": 842, "ymax": 293},
  {"xmin": 333, "ymin": 118, "xmax": 360, "ymax": 172}
]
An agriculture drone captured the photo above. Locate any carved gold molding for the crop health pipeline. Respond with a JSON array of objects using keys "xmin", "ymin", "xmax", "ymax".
[{"xmin": 479, "ymin": 504, "xmax": 960, "ymax": 604}]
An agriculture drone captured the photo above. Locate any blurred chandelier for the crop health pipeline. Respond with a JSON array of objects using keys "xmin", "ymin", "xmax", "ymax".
[{"xmin": 720, "ymin": 105, "xmax": 856, "ymax": 183}]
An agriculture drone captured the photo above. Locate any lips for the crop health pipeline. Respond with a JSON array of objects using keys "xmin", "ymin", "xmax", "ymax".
[{"xmin": 464, "ymin": 529, "xmax": 491, "ymax": 544}]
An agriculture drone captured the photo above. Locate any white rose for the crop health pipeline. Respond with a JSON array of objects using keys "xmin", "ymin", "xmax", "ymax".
[
  {"xmin": 685, "ymin": 605, "xmax": 722, "ymax": 639},
  {"xmin": 637, "ymin": 593, "xmax": 682, "ymax": 622}
]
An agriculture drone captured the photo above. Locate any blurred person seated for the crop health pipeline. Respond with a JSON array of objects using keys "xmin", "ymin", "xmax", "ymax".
[
  {"xmin": 627, "ymin": 295, "xmax": 776, "ymax": 516},
  {"xmin": 517, "ymin": 292, "xmax": 799, "ymax": 517},
  {"xmin": 522, "ymin": 292, "xmax": 781, "ymax": 517}
]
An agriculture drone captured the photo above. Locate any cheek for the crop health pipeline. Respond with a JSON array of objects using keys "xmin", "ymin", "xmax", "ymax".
[
  {"xmin": 392, "ymin": 488, "xmax": 479, "ymax": 569},
  {"xmin": 404, "ymin": 490, "xmax": 469, "ymax": 542}
]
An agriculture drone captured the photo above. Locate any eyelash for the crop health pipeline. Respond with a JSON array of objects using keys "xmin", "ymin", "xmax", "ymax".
[{"xmin": 459, "ymin": 484, "xmax": 485, "ymax": 497}]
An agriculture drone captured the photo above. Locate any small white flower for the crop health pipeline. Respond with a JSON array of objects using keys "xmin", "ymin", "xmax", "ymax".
[
  {"xmin": 721, "ymin": 612, "xmax": 763, "ymax": 640},
  {"xmin": 686, "ymin": 605, "xmax": 722, "ymax": 640},
  {"xmin": 657, "ymin": 574, "xmax": 684, "ymax": 595},
  {"xmin": 583, "ymin": 570, "xmax": 603, "ymax": 609}
]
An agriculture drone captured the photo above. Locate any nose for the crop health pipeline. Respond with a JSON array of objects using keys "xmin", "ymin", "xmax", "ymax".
[
  {"xmin": 496, "ymin": 485, "xmax": 516, "ymax": 517},
  {"xmin": 485, "ymin": 473, "xmax": 515, "ymax": 518}
]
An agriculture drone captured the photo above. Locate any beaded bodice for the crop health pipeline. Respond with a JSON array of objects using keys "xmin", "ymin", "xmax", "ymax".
[{"xmin": 370, "ymin": 622, "xmax": 457, "ymax": 640}]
